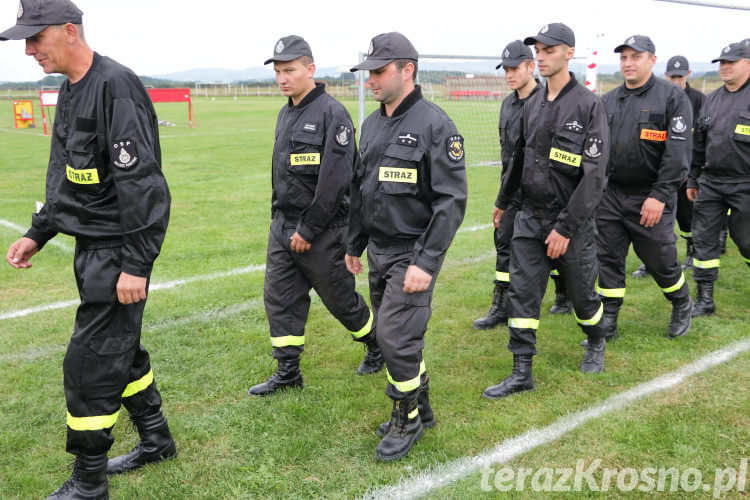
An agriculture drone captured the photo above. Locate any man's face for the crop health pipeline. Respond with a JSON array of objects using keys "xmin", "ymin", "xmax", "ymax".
[
  {"xmin": 719, "ymin": 58, "xmax": 750, "ymax": 86},
  {"xmin": 25, "ymin": 25, "xmax": 68, "ymax": 75},
  {"xmin": 274, "ymin": 59, "xmax": 314, "ymax": 100},
  {"xmin": 503, "ymin": 60, "xmax": 534, "ymax": 90},
  {"xmin": 534, "ymin": 43, "xmax": 571, "ymax": 78},
  {"xmin": 667, "ymin": 74, "xmax": 688, "ymax": 90},
  {"xmin": 619, "ymin": 48, "xmax": 656, "ymax": 86},
  {"xmin": 366, "ymin": 61, "xmax": 408, "ymax": 104}
]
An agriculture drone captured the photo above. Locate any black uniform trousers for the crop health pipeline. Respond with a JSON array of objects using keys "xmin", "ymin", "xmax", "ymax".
[
  {"xmin": 64, "ymin": 239, "xmax": 162, "ymax": 456},
  {"xmin": 263, "ymin": 216, "xmax": 372, "ymax": 360},
  {"xmin": 676, "ymin": 179, "xmax": 693, "ymax": 238},
  {"xmin": 692, "ymin": 178, "xmax": 750, "ymax": 281},
  {"xmin": 493, "ymin": 204, "xmax": 519, "ymax": 284},
  {"xmin": 367, "ymin": 241, "xmax": 439, "ymax": 400},
  {"xmin": 596, "ymin": 187, "xmax": 689, "ymax": 313},
  {"xmin": 507, "ymin": 211, "xmax": 607, "ymax": 356}
]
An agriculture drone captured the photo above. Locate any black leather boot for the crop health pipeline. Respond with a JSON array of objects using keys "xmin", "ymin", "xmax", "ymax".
[
  {"xmin": 377, "ymin": 374, "xmax": 434, "ymax": 437},
  {"xmin": 248, "ymin": 358, "xmax": 303, "ymax": 396},
  {"xmin": 631, "ymin": 263, "xmax": 649, "ymax": 278},
  {"xmin": 107, "ymin": 411, "xmax": 177, "ymax": 474},
  {"xmin": 580, "ymin": 311, "xmax": 618, "ymax": 347},
  {"xmin": 682, "ymin": 238, "xmax": 695, "ymax": 270},
  {"xmin": 549, "ymin": 279, "xmax": 573, "ymax": 314},
  {"xmin": 668, "ymin": 297, "xmax": 693, "ymax": 338},
  {"xmin": 357, "ymin": 335, "xmax": 384, "ymax": 375},
  {"xmin": 691, "ymin": 282, "xmax": 715, "ymax": 317},
  {"xmin": 472, "ymin": 283, "xmax": 509, "ymax": 329},
  {"xmin": 580, "ymin": 338, "xmax": 606, "ymax": 373},
  {"xmin": 482, "ymin": 355, "xmax": 534, "ymax": 399},
  {"xmin": 375, "ymin": 398, "xmax": 423, "ymax": 462},
  {"xmin": 46, "ymin": 452, "xmax": 108, "ymax": 499}
]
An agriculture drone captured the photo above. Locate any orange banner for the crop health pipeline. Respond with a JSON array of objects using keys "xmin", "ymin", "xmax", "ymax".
[{"xmin": 640, "ymin": 128, "xmax": 667, "ymax": 142}]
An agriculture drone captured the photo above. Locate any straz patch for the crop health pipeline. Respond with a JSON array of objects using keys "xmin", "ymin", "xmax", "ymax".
[
  {"xmin": 564, "ymin": 120, "xmax": 584, "ymax": 133},
  {"xmin": 397, "ymin": 132, "xmax": 419, "ymax": 147},
  {"xmin": 290, "ymin": 153, "xmax": 321, "ymax": 165},
  {"xmin": 447, "ymin": 135, "xmax": 464, "ymax": 162},
  {"xmin": 379, "ymin": 166, "xmax": 417, "ymax": 183},
  {"xmin": 112, "ymin": 140, "xmax": 139, "ymax": 169},
  {"xmin": 549, "ymin": 147, "xmax": 582, "ymax": 167},
  {"xmin": 335, "ymin": 124, "xmax": 351, "ymax": 146},
  {"xmin": 585, "ymin": 137, "xmax": 603, "ymax": 158},
  {"xmin": 66, "ymin": 165, "xmax": 99, "ymax": 185},
  {"xmin": 671, "ymin": 116, "xmax": 688, "ymax": 134},
  {"xmin": 735, "ymin": 124, "xmax": 750, "ymax": 136},
  {"xmin": 302, "ymin": 123, "xmax": 317, "ymax": 133},
  {"xmin": 640, "ymin": 129, "xmax": 667, "ymax": 142}
]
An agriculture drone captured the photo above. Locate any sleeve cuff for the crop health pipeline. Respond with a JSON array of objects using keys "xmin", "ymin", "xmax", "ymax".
[
  {"xmin": 413, "ymin": 253, "xmax": 438, "ymax": 275},
  {"xmin": 648, "ymin": 191, "xmax": 669, "ymax": 204},
  {"xmin": 121, "ymin": 259, "xmax": 152, "ymax": 278},
  {"xmin": 24, "ymin": 228, "xmax": 56, "ymax": 251},
  {"xmin": 295, "ymin": 223, "xmax": 316, "ymax": 244}
]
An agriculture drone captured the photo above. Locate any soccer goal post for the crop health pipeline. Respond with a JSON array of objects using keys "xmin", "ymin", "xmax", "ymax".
[{"xmin": 39, "ymin": 90, "xmax": 59, "ymax": 136}]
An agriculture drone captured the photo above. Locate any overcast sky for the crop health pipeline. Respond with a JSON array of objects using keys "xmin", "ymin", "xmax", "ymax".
[{"xmin": 0, "ymin": 0, "xmax": 748, "ymax": 82}]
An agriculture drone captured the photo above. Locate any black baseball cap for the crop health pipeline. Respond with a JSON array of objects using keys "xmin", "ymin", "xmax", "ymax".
[
  {"xmin": 0, "ymin": 0, "xmax": 82, "ymax": 41},
  {"xmin": 712, "ymin": 42, "xmax": 750, "ymax": 63},
  {"xmin": 615, "ymin": 35, "xmax": 656, "ymax": 54},
  {"xmin": 497, "ymin": 40, "xmax": 533, "ymax": 69},
  {"xmin": 264, "ymin": 35, "xmax": 313, "ymax": 65},
  {"xmin": 665, "ymin": 55, "xmax": 689, "ymax": 77},
  {"xmin": 350, "ymin": 32, "xmax": 418, "ymax": 72},
  {"xmin": 524, "ymin": 23, "xmax": 575, "ymax": 48}
]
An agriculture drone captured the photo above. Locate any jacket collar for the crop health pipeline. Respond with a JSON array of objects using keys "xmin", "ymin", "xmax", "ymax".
[
  {"xmin": 289, "ymin": 81, "xmax": 325, "ymax": 109},
  {"xmin": 381, "ymin": 85, "xmax": 422, "ymax": 117}
]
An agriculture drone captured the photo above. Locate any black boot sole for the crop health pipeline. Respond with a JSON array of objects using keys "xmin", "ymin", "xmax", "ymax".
[
  {"xmin": 481, "ymin": 384, "xmax": 534, "ymax": 400},
  {"xmin": 374, "ymin": 426, "xmax": 424, "ymax": 462},
  {"xmin": 247, "ymin": 379, "xmax": 303, "ymax": 396},
  {"xmin": 107, "ymin": 449, "xmax": 178, "ymax": 475},
  {"xmin": 472, "ymin": 317, "xmax": 508, "ymax": 330}
]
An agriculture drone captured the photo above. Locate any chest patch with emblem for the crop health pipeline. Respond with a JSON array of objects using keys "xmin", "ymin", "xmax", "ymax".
[
  {"xmin": 335, "ymin": 124, "xmax": 351, "ymax": 146},
  {"xmin": 112, "ymin": 139, "xmax": 139, "ymax": 169},
  {"xmin": 585, "ymin": 137, "xmax": 603, "ymax": 158},
  {"xmin": 397, "ymin": 132, "xmax": 419, "ymax": 147},
  {"xmin": 671, "ymin": 116, "xmax": 687, "ymax": 133}
]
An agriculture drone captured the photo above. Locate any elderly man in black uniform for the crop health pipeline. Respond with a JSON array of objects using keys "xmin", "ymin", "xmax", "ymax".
[
  {"xmin": 3, "ymin": 1, "xmax": 176, "ymax": 498},
  {"xmin": 249, "ymin": 36, "xmax": 382, "ymax": 397},
  {"xmin": 594, "ymin": 35, "xmax": 694, "ymax": 341},
  {"xmin": 688, "ymin": 42, "xmax": 750, "ymax": 316},
  {"xmin": 483, "ymin": 23, "xmax": 614, "ymax": 401},
  {"xmin": 347, "ymin": 32, "xmax": 467, "ymax": 461}
]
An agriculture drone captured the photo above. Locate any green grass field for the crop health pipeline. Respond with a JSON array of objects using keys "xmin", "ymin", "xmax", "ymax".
[{"xmin": 0, "ymin": 94, "xmax": 747, "ymax": 499}]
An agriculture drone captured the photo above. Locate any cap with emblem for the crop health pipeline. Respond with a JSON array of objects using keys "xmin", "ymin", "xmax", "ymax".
[
  {"xmin": 350, "ymin": 32, "xmax": 418, "ymax": 72},
  {"xmin": 524, "ymin": 23, "xmax": 575, "ymax": 48},
  {"xmin": 497, "ymin": 40, "xmax": 533, "ymax": 69},
  {"xmin": 0, "ymin": 0, "xmax": 83, "ymax": 41},
  {"xmin": 666, "ymin": 55, "xmax": 689, "ymax": 77},
  {"xmin": 264, "ymin": 35, "xmax": 313, "ymax": 65},
  {"xmin": 614, "ymin": 35, "xmax": 656, "ymax": 54},
  {"xmin": 742, "ymin": 38, "xmax": 750, "ymax": 48},
  {"xmin": 711, "ymin": 42, "xmax": 750, "ymax": 63}
]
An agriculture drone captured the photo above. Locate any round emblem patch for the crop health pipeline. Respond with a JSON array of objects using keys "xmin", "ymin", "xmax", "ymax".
[
  {"xmin": 674, "ymin": 61, "xmax": 681, "ymax": 68},
  {"xmin": 504, "ymin": 49, "xmax": 510, "ymax": 58},
  {"xmin": 368, "ymin": 41, "xmax": 374, "ymax": 55},
  {"xmin": 335, "ymin": 124, "xmax": 351, "ymax": 147},
  {"xmin": 446, "ymin": 135, "xmax": 464, "ymax": 162},
  {"xmin": 17, "ymin": 0, "xmax": 23, "ymax": 19},
  {"xmin": 275, "ymin": 40, "xmax": 284, "ymax": 54},
  {"xmin": 628, "ymin": 36, "xmax": 635, "ymax": 45},
  {"xmin": 541, "ymin": 25, "xmax": 549, "ymax": 34},
  {"xmin": 724, "ymin": 45, "xmax": 731, "ymax": 54}
]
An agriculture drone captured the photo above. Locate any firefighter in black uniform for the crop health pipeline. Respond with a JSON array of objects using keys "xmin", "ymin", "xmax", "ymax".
[
  {"xmin": 249, "ymin": 36, "xmax": 382, "ymax": 397},
  {"xmin": 3, "ymin": 1, "xmax": 175, "ymax": 498},
  {"xmin": 347, "ymin": 32, "xmax": 467, "ymax": 461},
  {"xmin": 688, "ymin": 42, "xmax": 750, "ymax": 316},
  {"xmin": 483, "ymin": 23, "xmax": 614, "ymax": 401},
  {"xmin": 595, "ymin": 35, "xmax": 694, "ymax": 341},
  {"xmin": 473, "ymin": 40, "xmax": 540, "ymax": 330}
]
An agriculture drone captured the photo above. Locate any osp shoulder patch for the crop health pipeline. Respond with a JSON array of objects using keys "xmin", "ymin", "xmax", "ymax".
[
  {"xmin": 447, "ymin": 135, "xmax": 464, "ymax": 162},
  {"xmin": 111, "ymin": 139, "xmax": 139, "ymax": 169},
  {"xmin": 335, "ymin": 124, "xmax": 351, "ymax": 146},
  {"xmin": 397, "ymin": 132, "xmax": 419, "ymax": 147},
  {"xmin": 585, "ymin": 137, "xmax": 603, "ymax": 158},
  {"xmin": 671, "ymin": 115, "xmax": 688, "ymax": 134}
]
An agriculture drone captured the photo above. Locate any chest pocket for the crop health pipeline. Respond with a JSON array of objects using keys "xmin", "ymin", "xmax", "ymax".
[
  {"xmin": 734, "ymin": 111, "xmax": 750, "ymax": 143},
  {"xmin": 499, "ymin": 117, "xmax": 510, "ymax": 149},
  {"xmin": 288, "ymin": 130, "xmax": 323, "ymax": 175},
  {"xmin": 638, "ymin": 110, "xmax": 667, "ymax": 142},
  {"xmin": 66, "ymin": 130, "xmax": 104, "ymax": 194},
  {"xmin": 378, "ymin": 143, "xmax": 423, "ymax": 195},
  {"xmin": 549, "ymin": 129, "xmax": 585, "ymax": 176}
]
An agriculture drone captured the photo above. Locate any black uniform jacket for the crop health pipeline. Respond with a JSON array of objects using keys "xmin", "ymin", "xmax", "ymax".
[
  {"xmin": 497, "ymin": 73, "xmax": 609, "ymax": 239},
  {"xmin": 689, "ymin": 75, "xmax": 750, "ymax": 187},
  {"xmin": 25, "ymin": 53, "xmax": 170, "ymax": 277},
  {"xmin": 271, "ymin": 82, "xmax": 356, "ymax": 242},
  {"xmin": 602, "ymin": 74, "xmax": 692, "ymax": 202},
  {"xmin": 347, "ymin": 86, "xmax": 468, "ymax": 275},
  {"xmin": 685, "ymin": 81, "xmax": 706, "ymax": 125}
]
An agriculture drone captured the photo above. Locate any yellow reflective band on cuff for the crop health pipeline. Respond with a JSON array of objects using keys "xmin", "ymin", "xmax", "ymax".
[
  {"xmin": 122, "ymin": 369, "xmax": 153, "ymax": 398},
  {"xmin": 408, "ymin": 408, "xmax": 419, "ymax": 419},
  {"xmin": 549, "ymin": 269, "xmax": 560, "ymax": 277},
  {"xmin": 67, "ymin": 411, "xmax": 119, "ymax": 431},
  {"xmin": 509, "ymin": 318, "xmax": 539, "ymax": 330},
  {"xmin": 351, "ymin": 309, "xmax": 374, "ymax": 339},
  {"xmin": 597, "ymin": 286, "xmax": 626, "ymax": 298},
  {"xmin": 693, "ymin": 258, "xmax": 720, "ymax": 269},
  {"xmin": 661, "ymin": 273, "xmax": 686, "ymax": 294},
  {"xmin": 575, "ymin": 303, "xmax": 603, "ymax": 326},
  {"xmin": 496, "ymin": 271, "xmax": 510, "ymax": 282},
  {"xmin": 271, "ymin": 335, "xmax": 305, "ymax": 347},
  {"xmin": 735, "ymin": 124, "xmax": 750, "ymax": 136},
  {"xmin": 549, "ymin": 147, "xmax": 582, "ymax": 167},
  {"xmin": 387, "ymin": 370, "xmax": 421, "ymax": 394},
  {"xmin": 679, "ymin": 230, "xmax": 692, "ymax": 238}
]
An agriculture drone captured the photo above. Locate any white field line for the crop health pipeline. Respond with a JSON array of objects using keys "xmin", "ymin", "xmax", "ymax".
[
  {"xmin": 0, "ymin": 218, "xmax": 73, "ymax": 253},
  {"xmin": 457, "ymin": 223, "xmax": 492, "ymax": 233},
  {"xmin": 360, "ymin": 338, "xmax": 750, "ymax": 500}
]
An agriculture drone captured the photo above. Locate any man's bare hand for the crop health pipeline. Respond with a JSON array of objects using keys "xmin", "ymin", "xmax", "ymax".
[
  {"xmin": 403, "ymin": 265, "xmax": 432, "ymax": 293},
  {"xmin": 116, "ymin": 272, "xmax": 147, "ymax": 305},
  {"xmin": 686, "ymin": 187, "xmax": 698, "ymax": 203},
  {"xmin": 290, "ymin": 232, "xmax": 311, "ymax": 253},
  {"xmin": 345, "ymin": 254, "xmax": 363, "ymax": 275},
  {"xmin": 545, "ymin": 229, "xmax": 570, "ymax": 259},
  {"xmin": 640, "ymin": 197, "xmax": 665, "ymax": 227},
  {"xmin": 493, "ymin": 206, "xmax": 504, "ymax": 228},
  {"xmin": 6, "ymin": 237, "xmax": 38, "ymax": 269}
]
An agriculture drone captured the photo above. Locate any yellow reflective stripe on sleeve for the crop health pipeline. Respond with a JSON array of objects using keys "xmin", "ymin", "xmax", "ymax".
[
  {"xmin": 597, "ymin": 286, "xmax": 626, "ymax": 298},
  {"xmin": 661, "ymin": 273, "xmax": 686, "ymax": 294},
  {"xmin": 574, "ymin": 303, "xmax": 603, "ymax": 326},
  {"xmin": 408, "ymin": 407, "xmax": 419, "ymax": 419},
  {"xmin": 66, "ymin": 165, "xmax": 99, "ymax": 185},
  {"xmin": 735, "ymin": 124, "xmax": 750, "ymax": 136},
  {"xmin": 271, "ymin": 335, "xmax": 305, "ymax": 347},
  {"xmin": 693, "ymin": 258, "xmax": 720, "ymax": 269},
  {"xmin": 496, "ymin": 271, "xmax": 510, "ymax": 282},
  {"xmin": 290, "ymin": 153, "xmax": 320, "ymax": 165},
  {"xmin": 549, "ymin": 269, "xmax": 560, "ymax": 277},
  {"xmin": 509, "ymin": 318, "xmax": 539, "ymax": 330},
  {"xmin": 350, "ymin": 309, "xmax": 374, "ymax": 339},
  {"xmin": 549, "ymin": 147, "xmax": 582, "ymax": 167},
  {"xmin": 378, "ymin": 166, "xmax": 417, "ymax": 183},
  {"xmin": 122, "ymin": 369, "xmax": 154, "ymax": 398},
  {"xmin": 67, "ymin": 411, "xmax": 119, "ymax": 431}
]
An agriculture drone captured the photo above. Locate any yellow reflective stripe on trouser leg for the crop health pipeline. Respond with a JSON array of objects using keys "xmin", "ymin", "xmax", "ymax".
[
  {"xmin": 350, "ymin": 309, "xmax": 374, "ymax": 339},
  {"xmin": 509, "ymin": 318, "xmax": 539, "ymax": 329},
  {"xmin": 122, "ymin": 369, "xmax": 154, "ymax": 398},
  {"xmin": 386, "ymin": 361, "xmax": 426, "ymax": 393},
  {"xmin": 743, "ymin": 255, "xmax": 750, "ymax": 264},
  {"xmin": 574, "ymin": 303, "xmax": 603, "ymax": 326},
  {"xmin": 693, "ymin": 258, "xmax": 720, "ymax": 269},
  {"xmin": 496, "ymin": 271, "xmax": 510, "ymax": 282},
  {"xmin": 597, "ymin": 286, "xmax": 626, "ymax": 298},
  {"xmin": 679, "ymin": 230, "xmax": 692, "ymax": 238},
  {"xmin": 408, "ymin": 407, "xmax": 419, "ymax": 419},
  {"xmin": 271, "ymin": 335, "xmax": 305, "ymax": 347},
  {"xmin": 67, "ymin": 411, "xmax": 120, "ymax": 431},
  {"xmin": 661, "ymin": 273, "xmax": 686, "ymax": 294},
  {"xmin": 549, "ymin": 269, "xmax": 560, "ymax": 277}
]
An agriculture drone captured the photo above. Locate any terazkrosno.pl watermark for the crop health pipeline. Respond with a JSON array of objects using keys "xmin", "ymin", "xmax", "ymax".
[{"xmin": 480, "ymin": 458, "xmax": 747, "ymax": 498}]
